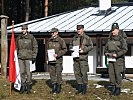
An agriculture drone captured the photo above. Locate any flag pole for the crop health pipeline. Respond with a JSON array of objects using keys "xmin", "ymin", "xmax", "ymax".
[
  {"xmin": 9, "ymin": 20, "xmax": 15, "ymax": 95},
  {"xmin": 10, "ymin": 82, "xmax": 12, "ymax": 95}
]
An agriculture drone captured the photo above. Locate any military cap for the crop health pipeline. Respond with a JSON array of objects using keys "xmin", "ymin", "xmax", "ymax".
[
  {"xmin": 50, "ymin": 28, "xmax": 59, "ymax": 32},
  {"xmin": 77, "ymin": 25, "xmax": 84, "ymax": 30},
  {"xmin": 111, "ymin": 23, "xmax": 119, "ymax": 31},
  {"xmin": 22, "ymin": 25, "xmax": 28, "ymax": 29}
]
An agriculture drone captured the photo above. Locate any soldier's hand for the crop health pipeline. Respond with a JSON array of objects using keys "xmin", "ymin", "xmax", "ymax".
[
  {"xmin": 79, "ymin": 48, "xmax": 83, "ymax": 53},
  {"xmin": 53, "ymin": 54, "xmax": 58, "ymax": 58},
  {"xmin": 112, "ymin": 53, "xmax": 117, "ymax": 58},
  {"xmin": 46, "ymin": 61, "xmax": 48, "ymax": 64}
]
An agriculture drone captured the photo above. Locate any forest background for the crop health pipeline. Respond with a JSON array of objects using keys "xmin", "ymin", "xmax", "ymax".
[{"xmin": 0, "ymin": 0, "xmax": 132, "ymax": 25}]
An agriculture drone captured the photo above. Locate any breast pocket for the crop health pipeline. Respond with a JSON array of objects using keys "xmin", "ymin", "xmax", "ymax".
[
  {"xmin": 114, "ymin": 41, "xmax": 121, "ymax": 50},
  {"xmin": 54, "ymin": 42, "xmax": 60, "ymax": 48},
  {"xmin": 49, "ymin": 42, "xmax": 61, "ymax": 53}
]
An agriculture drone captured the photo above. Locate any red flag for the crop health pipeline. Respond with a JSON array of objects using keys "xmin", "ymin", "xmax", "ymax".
[
  {"xmin": 9, "ymin": 26, "xmax": 21, "ymax": 90},
  {"xmin": 9, "ymin": 26, "xmax": 16, "ymax": 82}
]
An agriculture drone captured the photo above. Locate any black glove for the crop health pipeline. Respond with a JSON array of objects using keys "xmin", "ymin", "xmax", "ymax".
[
  {"xmin": 32, "ymin": 58, "xmax": 36, "ymax": 64},
  {"xmin": 105, "ymin": 53, "xmax": 113, "ymax": 57}
]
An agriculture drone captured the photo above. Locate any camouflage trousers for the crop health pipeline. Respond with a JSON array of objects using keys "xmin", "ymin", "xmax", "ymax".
[
  {"xmin": 49, "ymin": 63, "xmax": 63, "ymax": 84},
  {"xmin": 73, "ymin": 60, "xmax": 89, "ymax": 84},
  {"xmin": 108, "ymin": 59, "xmax": 124, "ymax": 87},
  {"xmin": 18, "ymin": 59, "xmax": 32, "ymax": 86}
]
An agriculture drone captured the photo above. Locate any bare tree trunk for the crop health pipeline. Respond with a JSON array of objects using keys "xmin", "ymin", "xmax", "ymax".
[
  {"xmin": 25, "ymin": 0, "xmax": 30, "ymax": 21},
  {"xmin": 44, "ymin": 0, "xmax": 48, "ymax": 17},
  {"xmin": 1, "ymin": 0, "xmax": 4, "ymax": 14}
]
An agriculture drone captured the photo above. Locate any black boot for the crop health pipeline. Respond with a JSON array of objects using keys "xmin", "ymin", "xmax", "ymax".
[
  {"xmin": 26, "ymin": 84, "xmax": 31, "ymax": 94},
  {"xmin": 19, "ymin": 86, "xmax": 25, "ymax": 94},
  {"xmin": 76, "ymin": 84, "xmax": 82, "ymax": 94},
  {"xmin": 52, "ymin": 83, "xmax": 57, "ymax": 94},
  {"xmin": 114, "ymin": 87, "xmax": 121, "ymax": 96},
  {"xmin": 82, "ymin": 84, "xmax": 87, "ymax": 94},
  {"xmin": 109, "ymin": 85, "xmax": 116, "ymax": 95},
  {"xmin": 56, "ymin": 84, "xmax": 61, "ymax": 94}
]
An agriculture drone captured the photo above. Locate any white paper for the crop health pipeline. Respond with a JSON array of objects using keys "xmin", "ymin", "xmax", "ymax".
[
  {"xmin": 71, "ymin": 46, "xmax": 79, "ymax": 58},
  {"xmin": 47, "ymin": 49, "xmax": 56, "ymax": 61},
  {"xmin": 125, "ymin": 56, "xmax": 133, "ymax": 68},
  {"xmin": 30, "ymin": 61, "xmax": 36, "ymax": 72},
  {"xmin": 62, "ymin": 56, "xmax": 74, "ymax": 73},
  {"xmin": 107, "ymin": 57, "xmax": 116, "ymax": 62}
]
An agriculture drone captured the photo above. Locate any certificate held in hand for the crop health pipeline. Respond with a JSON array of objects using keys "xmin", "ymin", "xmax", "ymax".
[
  {"xmin": 47, "ymin": 49, "xmax": 56, "ymax": 61},
  {"xmin": 71, "ymin": 45, "xmax": 79, "ymax": 58},
  {"xmin": 29, "ymin": 61, "xmax": 36, "ymax": 72},
  {"xmin": 107, "ymin": 57, "xmax": 116, "ymax": 62}
]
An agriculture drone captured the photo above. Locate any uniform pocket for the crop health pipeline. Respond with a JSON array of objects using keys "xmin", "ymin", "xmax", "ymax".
[{"xmin": 117, "ymin": 59, "xmax": 124, "ymax": 72}]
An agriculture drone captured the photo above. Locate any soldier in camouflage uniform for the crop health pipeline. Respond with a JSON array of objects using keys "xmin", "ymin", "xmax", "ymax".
[
  {"xmin": 108, "ymin": 23, "xmax": 128, "ymax": 79},
  {"xmin": 104, "ymin": 23, "xmax": 128, "ymax": 96},
  {"xmin": 16, "ymin": 25, "xmax": 38, "ymax": 94},
  {"xmin": 47, "ymin": 28, "xmax": 67, "ymax": 94},
  {"xmin": 71, "ymin": 25, "xmax": 93, "ymax": 94}
]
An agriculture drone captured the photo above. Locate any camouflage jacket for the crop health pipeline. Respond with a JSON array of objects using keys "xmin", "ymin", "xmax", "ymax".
[
  {"xmin": 47, "ymin": 36, "xmax": 67, "ymax": 63},
  {"xmin": 104, "ymin": 35, "xmax": 128, "ymax": 59},
  {"xmin": 72, "ymin": 33, "xmax": 93, "ymax": 61},
  {"xmin": 16, "ymin": 33, "xmax": 38, "ymax": 60}
]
